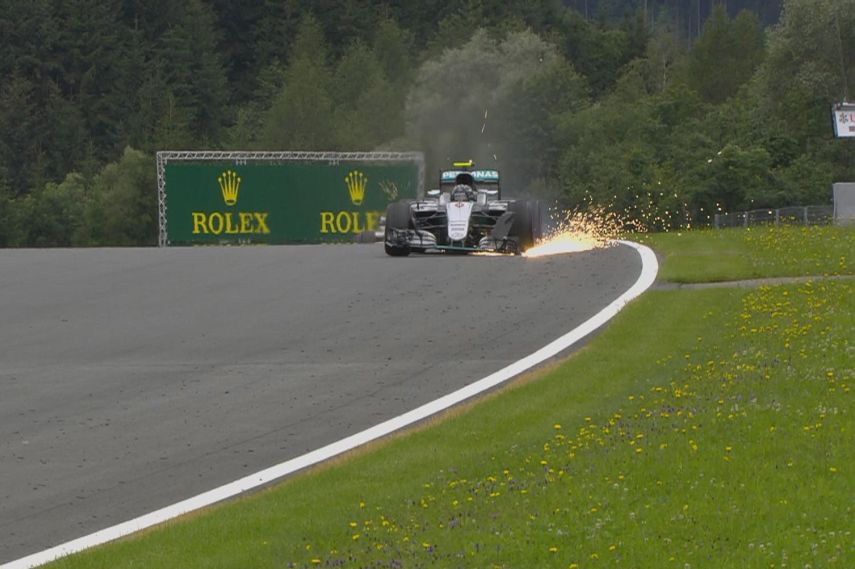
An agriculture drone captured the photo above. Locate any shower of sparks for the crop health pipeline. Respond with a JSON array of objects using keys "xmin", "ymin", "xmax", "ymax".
[
  {"xmin": 524, "ymin": 206, "xmax": 631, "ymax": 258},
  {"xmin": 523, "ymin": 231, "xmax": 600, "ymax": 257}
]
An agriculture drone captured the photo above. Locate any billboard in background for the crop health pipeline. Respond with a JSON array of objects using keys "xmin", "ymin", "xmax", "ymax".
[
  {"xmin": 832, "ymin": 103, "xmax": 855, "ymax": 138},
  {"xmin": 157, "ymin": 152, "xmax": 422, "ymax": 246}
]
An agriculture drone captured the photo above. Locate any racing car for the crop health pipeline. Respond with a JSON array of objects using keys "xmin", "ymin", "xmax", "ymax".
[{"xmin": 384, "ymin": 161, "xmax": 544, "ymax": 256}]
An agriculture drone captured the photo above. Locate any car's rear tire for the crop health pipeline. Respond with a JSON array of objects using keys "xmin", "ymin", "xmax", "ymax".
[{"xmin": 384, "ymin": 201, "xmax": 413, "ymax": 257}]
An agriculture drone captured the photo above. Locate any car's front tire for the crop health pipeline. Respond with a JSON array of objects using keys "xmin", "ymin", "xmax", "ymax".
[
  {"xmin": 384, "ymin": 201, "xmax": 413, "ymax": 257},
  {"xmin": 508, "ymin": 199, "xmax": 544, "ymax": 253}
]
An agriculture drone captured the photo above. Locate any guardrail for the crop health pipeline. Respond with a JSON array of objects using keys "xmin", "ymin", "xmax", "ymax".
[{"xmin": 714, "ymin": 206, "xmax": 834, "ymax": 229}]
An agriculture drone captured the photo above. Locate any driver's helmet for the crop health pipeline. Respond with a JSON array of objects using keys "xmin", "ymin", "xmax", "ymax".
[
  {"xmin": 451, "ymin": 184, "xmax": 473, "ymax": 201},
  {"xmin": 455, "ymin": 172, "xmax": 475, "ymax": 188}
]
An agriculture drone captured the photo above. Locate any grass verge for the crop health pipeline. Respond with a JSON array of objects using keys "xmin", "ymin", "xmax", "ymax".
[
  {"xmin": 48, "ymin": 227, "xmax": 854, "ymax": 569},
  {"xmin": 637, "ymin": 225, "xmax": 854, "ymax": 283}
]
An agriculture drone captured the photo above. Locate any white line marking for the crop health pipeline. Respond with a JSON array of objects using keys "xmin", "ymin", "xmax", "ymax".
[{"xmin": 3, "ymin": 241, "xmax": 658, "ymax": 569}]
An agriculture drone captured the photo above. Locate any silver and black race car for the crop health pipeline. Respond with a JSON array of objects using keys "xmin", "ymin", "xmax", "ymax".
[{"xmin": 384, "ymin": 161, "xmax": 544, "ymax": 256}]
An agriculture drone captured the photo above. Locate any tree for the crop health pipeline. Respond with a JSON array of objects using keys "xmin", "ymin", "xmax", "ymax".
[
  {"xmin": 752, "ymin": 0, "xmax": 855, "ymax": 192},
  {"xmin": 372, "ymin": 17, "xmax": 415, "ymax": 89},
  {"xmin": 494, "ymin": 57, "xmax": 589, "ymax": 186},
  {"xmin": 254, "ymin": 0, "xmax": 301, "ymax": 69},
  {"xmin": 0, "ymin": 181, "xmax": 10, "ymax": 246},
  {"xmin": 311, "ymin": 0, "xmax": 380, "ymax": 58},
  {"xmin": 81, "ymin": 148, "xmax": 157, "ymax": 246},
  {"xmin": 405, "ymin": 29, "xmax": 577, "ymax": 191},
  {"xmin": 0, "ymin": 73, "xmax": 86, "ymax": 196},
  {"xmin": 694, "ymin": 143, "xmax": 774, "ymax": 212},
  {"xmin": 331, "ymin": 43, "xmax": 401, "ymax": 150},
  {"xmin": 7, "ymin": 173, "xmax": 87, "ymax": 247},
  {"xmin": 155, "ymin": 0, "xmax": 229, "ymax": 148},
  {"xmin": 645, "ymin": 26, "xmax": 689, "ymax": 93},
  {"xmin": 426, "ymin": 0, "xmax": 488, "ymax": 56},
  {"xmin": 260, "ymin": 14, "xmax": 336, "ymax": 149},
  {"xmin": 207, "ymin": 0, "xmax": 265, "ymax": 104},
  {"xmin": 688, "ymin": 5, "xmax": 765, "ymax": 103},
  {"xmin": 554, "ymin": 9, "xmax": 643, "ymax": 96},
  {"xmin": 0, "ymin": 75, "xmax": 42, "ymax": 195},
  {"xmin": 759, "ymin": 0, "xmax": 855, "ymax": 109},
  {"xmin": 225, "ymin": 61, "xmax": 287, "ymax": 149},
  {"xmin": 51, "ymin": 0, "xmax": 127, "ymax": 160}
]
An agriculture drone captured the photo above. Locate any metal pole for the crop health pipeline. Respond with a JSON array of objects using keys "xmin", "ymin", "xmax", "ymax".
[
  {"xmin": 698, "ymin": 0, "xmax": 701, "ymax": 39},
  {"xmin": 834, "ymin": 11, "xmax": 850, "ymax": 101}
]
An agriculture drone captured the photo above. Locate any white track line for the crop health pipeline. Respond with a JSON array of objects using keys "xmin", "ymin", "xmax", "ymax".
[{"xmin": 3, "ymin": 240, "xmax": 658, "ymax": 569}]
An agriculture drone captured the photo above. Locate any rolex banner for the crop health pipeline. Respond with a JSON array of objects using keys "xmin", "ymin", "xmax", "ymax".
[{"xmin": 163, "ymin": 161, "xmax": 419, "ymax": 245}]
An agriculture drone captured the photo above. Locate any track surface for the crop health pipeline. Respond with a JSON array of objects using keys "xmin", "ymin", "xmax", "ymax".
[{"xmin": 0, "ymin": 244, "xmax": 641, "ymax": 563}]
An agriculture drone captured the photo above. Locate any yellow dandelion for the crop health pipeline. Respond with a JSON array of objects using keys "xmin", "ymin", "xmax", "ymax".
[{"xmin": 549, "ymin": 546, "xmax": 559, "ymax": 553}]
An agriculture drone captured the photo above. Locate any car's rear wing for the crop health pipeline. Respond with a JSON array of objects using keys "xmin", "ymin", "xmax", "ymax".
[{"xmin": 440, "ymin": 169, "xmax": 501, "ymax": 199}]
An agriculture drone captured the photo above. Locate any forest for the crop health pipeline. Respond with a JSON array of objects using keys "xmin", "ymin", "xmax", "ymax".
[{"xmin": 1, "ymin": 0, "xmax": 853, "ymax": 246}]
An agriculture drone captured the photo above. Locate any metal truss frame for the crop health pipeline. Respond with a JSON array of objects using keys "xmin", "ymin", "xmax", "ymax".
[{"xmin": 156, "ymin": 150, "xmax": 425, "ymax": 247}]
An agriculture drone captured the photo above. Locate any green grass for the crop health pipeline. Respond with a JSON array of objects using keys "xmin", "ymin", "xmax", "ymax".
[
  {"xmin": 49, "ymin": 226, "xmax": 855, "ymax": 569},
  {"xmin": 637, "ymin": 225, "xmax": 855, "ymax": 283}
]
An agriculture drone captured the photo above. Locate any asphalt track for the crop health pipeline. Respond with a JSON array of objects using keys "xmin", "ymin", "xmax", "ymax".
[{"xmin": 0, "ymin": 243, "xmax": 642, "ymax": 564}]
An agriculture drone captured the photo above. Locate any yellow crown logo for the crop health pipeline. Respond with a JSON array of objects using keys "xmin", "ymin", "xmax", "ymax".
[
  {"xmin": 345, "ymin": 171, "xmax": 367, "ymax": 206},
  {"xmin": 218, "ymin": 169, "xmax": 241, "ymax": 206}
]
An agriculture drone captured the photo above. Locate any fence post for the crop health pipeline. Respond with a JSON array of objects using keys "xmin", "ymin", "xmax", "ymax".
[
  {"xmin": 743, "ymin": 212, "xmax": 748, "ymax": 228},
  {"xmin": 775, "ymin": 209, "xmax": 780, "ymax": 225},
  {"xmin": 714, "ymin": 213, "xmax": 720, "ymax": 229},
  {"xmin": 803, "ymin": 207, "xmax": 808, "ymax": 225}
]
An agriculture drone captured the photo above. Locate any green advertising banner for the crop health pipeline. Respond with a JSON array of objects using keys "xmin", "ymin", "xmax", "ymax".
[{"xmin": 162, "ymin": 158, "xmax": 420, "ymax": 245}]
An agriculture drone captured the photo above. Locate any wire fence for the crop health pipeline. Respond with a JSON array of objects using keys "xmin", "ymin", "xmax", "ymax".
[{"xmin": 713, "ymin": 206, "xmax": 835, "ymax": 229}]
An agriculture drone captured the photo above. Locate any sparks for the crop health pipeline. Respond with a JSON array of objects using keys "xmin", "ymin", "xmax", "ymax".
[
  {"xmin": 524, "ymin": 206, "xmax": 626, "ymax": 258},
  {"xmin": 523, "ymin": 231, "xmax": 600, "ymax": 257}
]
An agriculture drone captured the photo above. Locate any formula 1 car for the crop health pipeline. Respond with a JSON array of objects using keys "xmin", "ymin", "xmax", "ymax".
[{"xmin": 384, "ymin": 161, "xmax": 544, "ymax": 256}]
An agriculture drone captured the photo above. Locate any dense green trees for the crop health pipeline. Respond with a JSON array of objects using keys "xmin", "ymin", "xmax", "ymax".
[
  {"xmin": 402, "ymin": 28, "xmax": 587, "ymax": 191},
  {"xmin": 688, "ymin": 5, "xmax": 765, "ymax": 103},
  {"xmin": 3, "ymin": 0, "xmax": 852, "ymax": 245},
  {"xmin": 4, "ymin": 148, "xmax": 156, "ymax": 247}
]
